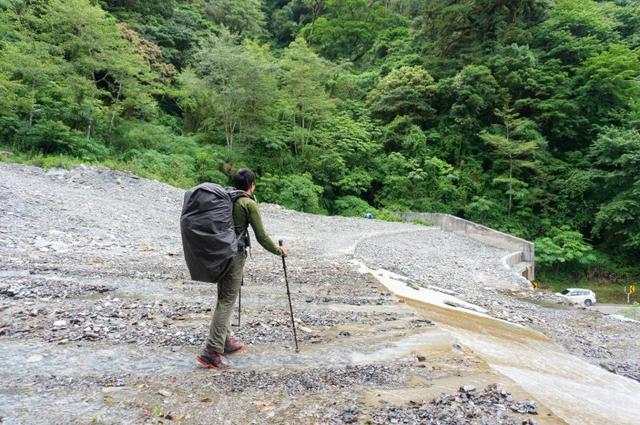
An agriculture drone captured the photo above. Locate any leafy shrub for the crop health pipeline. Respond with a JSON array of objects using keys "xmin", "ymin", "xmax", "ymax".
[
  {"xmin": 15, "ymin": 121, "xmax": 74, "ymax": 154},
  {"xmin": 333, "ymin": 195, "xmax": 374, "ymax": 217},
  {"xmin": 330, "ymin": 195, "xmax": 404, "ymax": 222},
  {"xmin": 69, "ymin": 137, "xmax": 110, "ymax": 161},
  {"xmin": 113, "ymin": 121, "xmax": 174, "ymax": 152},
  {"xmin": 0, "ymin": 116, "xmax": 23, "ymax": 143},
  {"xmin": 464, "ymin": 195, "xmax": 503, "ymax": 227},
  {"xmin": 259, "ymin": 173, "xmax": 325, "ymax": 214},
  {"xmin": 127, "ymin": 150, "xmax": 196, "ymax": 188},
  {"xmin": 20, "ymin": 154, "xmax": 86, "ymax": 170},
  {"xmin": 375, "ymin": 209, "xmax": 403, "ymax": 222},
  {"xmin": 192, "ymin": 146, "xmax": 228, "ymax": 184},
  {"xmin": 535, "ymin": 226, "xmax": 597, "ymax": 272},
  {"xmin": 14, "ymin": 121, "xmax": 109, "ymax": 160}
]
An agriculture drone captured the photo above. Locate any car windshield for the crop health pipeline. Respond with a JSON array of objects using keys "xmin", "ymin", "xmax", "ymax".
[{"xmin": 560, "ymin": 289, "xmax": 571, "ymax": 295}]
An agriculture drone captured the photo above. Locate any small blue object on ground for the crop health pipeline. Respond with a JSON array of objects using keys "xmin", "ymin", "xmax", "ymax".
[{"xmin": 364, "ymin": 213, "xmax": 374, "ymax": 219}]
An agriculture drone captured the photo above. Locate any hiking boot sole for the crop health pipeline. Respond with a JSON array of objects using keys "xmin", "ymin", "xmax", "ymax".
[
  {"xmin": 196, "ymin": 355, "xmax": 228, "ymax": 369},
  {"xmin": 195, "ymin": 355, "xmax": 215, "ymax": 369}
]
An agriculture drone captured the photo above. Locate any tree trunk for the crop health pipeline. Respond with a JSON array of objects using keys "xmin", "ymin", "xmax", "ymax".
[
  {"xmin": 508, "ymin": 154, "xmax": 513, "ymax": 217},
  {"xmin": 29, "ymin": 78, "xmax": 35, "ymax": 128},
  {"xmin": 292, "ymin": 114, "xmax": 298, "ymax": 156},
  {"xmin": 230, "ymin": 119, "xmax": 237, "ymax": 159},
  {"xmin": 506, "ymin": 121, "xmax": 512, "ymax": 216},
  {"xmin": 225, "ymin": 122, "xmax": 231, "ymax": 159},
  {"xmin": 301, "ymin": 112, "xmax": 306, "ymax": 153},
  {"xmin": 109, "ymin": 81, "xmax": 122, "ymax": 132}
]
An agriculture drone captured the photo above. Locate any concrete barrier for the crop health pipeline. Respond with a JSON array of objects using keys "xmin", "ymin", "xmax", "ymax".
[{"xmin": 400, "ymin": 212, "xmax": 535, "ymax": 281}]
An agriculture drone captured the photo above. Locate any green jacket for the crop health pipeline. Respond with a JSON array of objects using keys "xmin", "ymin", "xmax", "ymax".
[{"xmin": 233, "ymin": 196, "xmax": 282, "ymax": 256}]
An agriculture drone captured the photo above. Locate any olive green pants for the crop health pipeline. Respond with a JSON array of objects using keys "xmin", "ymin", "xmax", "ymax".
[{"xmin": 206, "ymin": 252, "xmax": 246, "ymax": 353}]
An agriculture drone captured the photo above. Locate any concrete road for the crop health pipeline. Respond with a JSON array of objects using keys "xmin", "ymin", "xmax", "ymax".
[{"xmin": 592, "ymin": 304, "xmax": 635, "ymax": 315}]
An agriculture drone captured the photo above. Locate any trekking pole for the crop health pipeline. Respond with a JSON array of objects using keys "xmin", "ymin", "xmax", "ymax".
[{"xmin": 279, "ymin": 240, "xmax": 299, "ymax": 352}]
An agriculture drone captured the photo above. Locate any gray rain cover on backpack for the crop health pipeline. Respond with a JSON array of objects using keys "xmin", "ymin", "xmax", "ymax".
[{"xmin": 180, "ymin": 183, "xmax": 245, "ymax": 283}]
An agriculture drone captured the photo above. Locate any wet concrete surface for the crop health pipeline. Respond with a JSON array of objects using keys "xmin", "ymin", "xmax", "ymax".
[{"xmin": 592, "ymin": 304, "xmax": 635, "ymax": 315}]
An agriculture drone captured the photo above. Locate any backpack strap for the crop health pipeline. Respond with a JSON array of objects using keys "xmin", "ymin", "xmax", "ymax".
[{"xmin": 227, "ymin": 189, "xmax": 252, "ymax": 253}]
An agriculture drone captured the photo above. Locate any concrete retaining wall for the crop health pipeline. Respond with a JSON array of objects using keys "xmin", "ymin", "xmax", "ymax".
[{"xmin": 401, "ymin": 212, "xmax": 535, "ymax": 281}]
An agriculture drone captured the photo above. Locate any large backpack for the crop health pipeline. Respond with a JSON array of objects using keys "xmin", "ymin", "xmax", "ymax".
[{"xmin": 180, "ymin": 183, "xmax": 248, "ymax": 283}]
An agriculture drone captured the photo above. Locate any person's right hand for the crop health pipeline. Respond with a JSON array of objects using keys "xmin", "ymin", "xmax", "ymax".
[{"xmin": 280, "ymin": 246, "xmax": 288, "ymax": 257}]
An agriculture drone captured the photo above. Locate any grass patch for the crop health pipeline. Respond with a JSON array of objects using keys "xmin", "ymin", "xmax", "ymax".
[
  {"xmin": 410, "ymin": 217, "xmax": 434, "ymax": 226},
  {"xmin": 0, "ymin": 145, "xmax": 206, "ymax": 189},
  {"xmin": 622, "ymin": 303, "xmax": 640, "ymax": 320},
  {"xmin": 0, "ymin": 150, "xmax": 87, "ymax": 170}
]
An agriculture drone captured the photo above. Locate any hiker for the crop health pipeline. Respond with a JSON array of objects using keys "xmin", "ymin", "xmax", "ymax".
[{"xmin": 193, "ymin": 168, "xmax": 287, "ymax": 369}]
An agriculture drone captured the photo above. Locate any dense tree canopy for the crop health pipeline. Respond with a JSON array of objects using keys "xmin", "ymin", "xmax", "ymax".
[{"xmin": 1, "ymin": 0, "xmax": 639, "ymax": 277}]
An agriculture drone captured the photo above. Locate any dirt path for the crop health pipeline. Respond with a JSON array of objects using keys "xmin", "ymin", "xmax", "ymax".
[{"xmin": 1, "ymin": 163, "xmax": 638, "ymax": 424}]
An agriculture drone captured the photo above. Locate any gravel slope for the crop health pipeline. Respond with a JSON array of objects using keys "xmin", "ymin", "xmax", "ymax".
[{"xmin": 1, "ymin": 163, "xmax": 638, "ymax": 424}]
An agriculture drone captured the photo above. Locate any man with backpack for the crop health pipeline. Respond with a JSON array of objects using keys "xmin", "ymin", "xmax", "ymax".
[{"xmin": 180, "ymin": 168, "xmax": 287, "ymax": 369}]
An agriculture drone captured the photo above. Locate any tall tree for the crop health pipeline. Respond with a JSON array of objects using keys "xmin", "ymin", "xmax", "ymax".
[
  {"xmin": 279, "ymin": 38, "xmax": 334, "ymax": 155},
  {"xmin": 37, "ymin": 0, "xmax": 161, "ymax": 136},
  {"xmin": 181, "ymin": 31, "xmax": 278, "ymax": 158},
  {"xmin": 205, "ymin": 0, "xmax": 266, "ymax": 36},
  {"xmin": 301, "ymin": 0, "xmax": 404, "ymax": 61},
  {"xmin": 575, "ymin": 44, "xmax": 640, "ymax": 137},
  {"xmin": 367, "ymin": 65, "xmax": 437, "ymax": 128},
  {"xmin": 438, "ymin": 65, "xmax": 505, "ymax": 164},
  {"xmin": 417, "ymin": 0, "xmax": 549, "ymax": 66},
  {"xmin": 479, "ymin": 107, "xmax": 541, "ymax": 216},
  {"xmin": 589, "ymin": 127, "xmax": 640, "ymax": 259},
  {"xmin": 0, "ymin": 0, "xmax": 162, "ymax": 154},
  {"xmin": 535, "ymin": 0, "xmax": 617, "ymax": 68}
]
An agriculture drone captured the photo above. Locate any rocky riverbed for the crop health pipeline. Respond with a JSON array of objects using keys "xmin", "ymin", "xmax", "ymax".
[{"xmin": 1, "ymin": 163, "xmax": 638, "ymax": 424}]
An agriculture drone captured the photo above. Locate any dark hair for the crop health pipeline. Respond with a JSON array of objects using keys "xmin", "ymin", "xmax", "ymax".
[{"xmin": 233, "ymin": 168, "xmax": 256, "ymax": 191}]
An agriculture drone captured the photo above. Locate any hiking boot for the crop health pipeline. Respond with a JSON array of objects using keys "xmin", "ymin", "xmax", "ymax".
[
  {"xmin": 224, "ymin": 336, "xmax": 244, "ymax": 355},
  {"xmin": 196, "ymin": 346, "xmax": 229, "ymax": 369}
]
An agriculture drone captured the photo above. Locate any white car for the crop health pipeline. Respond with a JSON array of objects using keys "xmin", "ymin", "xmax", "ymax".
[{"xmin": 555, "ymin": 288, "xmax": 597, "ymax": 306}]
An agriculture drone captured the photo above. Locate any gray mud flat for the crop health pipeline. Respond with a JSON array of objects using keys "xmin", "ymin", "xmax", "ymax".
[{"xmin": 1, "ymin": 163, "xmax": 638, "ymax": 424}]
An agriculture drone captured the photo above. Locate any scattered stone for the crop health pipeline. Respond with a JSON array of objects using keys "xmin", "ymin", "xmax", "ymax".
[
  {"xmin": 158, "ymin": 389, "xmax": 172, "ymax": 397},
  {"xmin": 369, "ymin": 384, "xmax": 539, "ymax": 425},
  {"xmin": 341, "ymin": 405, "xmax": 359, "ymax": 423},
  {"xmin": 45, "ymin": 168, "xmax": 68, "ymax": 178},
  {"xmin": 53, "ymin": 320, "xmax": 67, "ymax": 328},
  {"xmin": 297, "ymin": 325, "xmax": 315, "ymax": 334},
  {"xmin": 510, "ymin": 400, "xmax": 537, "ymax": 415},
  {"xmin": 452, "ymin": 343, "xmax": 464, "ymax": 353},
  {"xmin": 461, "ymin": 385, "xmax": 476, "ymax": 393}
]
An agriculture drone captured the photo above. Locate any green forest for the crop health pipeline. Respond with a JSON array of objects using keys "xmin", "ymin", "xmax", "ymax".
[{"xmin": 1, "ymin": 0, "xmax": 639, "ymax": 289}]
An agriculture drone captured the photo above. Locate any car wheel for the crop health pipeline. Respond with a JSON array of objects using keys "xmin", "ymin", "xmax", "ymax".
[{"xmin": 584, "ymin": 299, "xmax": 593, "ymax": 307}]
